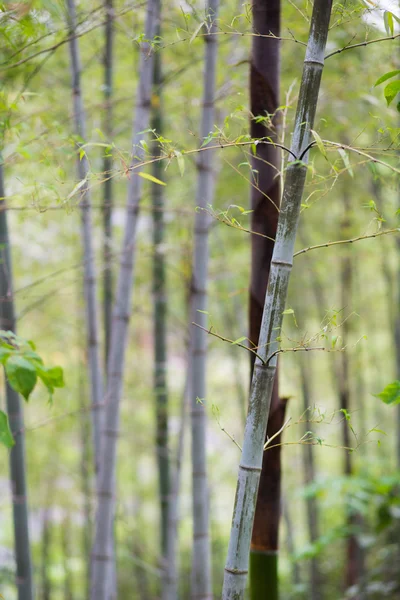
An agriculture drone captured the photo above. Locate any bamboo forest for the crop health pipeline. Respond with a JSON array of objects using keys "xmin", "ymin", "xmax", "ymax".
[{"xmin": 1, "ymin": 0, "xmax": 400, "ymax": 599}]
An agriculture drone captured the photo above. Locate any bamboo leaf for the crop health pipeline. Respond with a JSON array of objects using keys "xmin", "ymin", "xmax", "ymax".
[
  {"xmin": 137, "ymin": 172, "xmax": 166, "ymax": 186},
  {"xmin": 175, "ymin": 151, "xmax": 185, "ymax": 176},
  {"xmin": 374, "ymin": 381, "xmax": 400, "ymax": 405},
  {"xmin": 65, "ymin": 176, "xmax": 88, "ymax": 202},
  {"xmin": 310, "ymin": 129, "xmax": 328, "ymax": 160},
  {"xmin": 190, "ymin": 20, "xmax": 204, "ymax": 44},
  {"xmin": 231, "ymin": 336, "xmax": 247, "ymax": 345},
  {"xmin": 5, "ymin": 356, "xmax": 37, "ymax": 401},
  {"xmin": 383, "ymin": 11, "xmax": 394, "ymax": 36},
  {"xmin": 0, "ymin": 410, "xmax": 14, "ymax": 448},
  {"xmin": 384, "ymin": 80, "xmax": 400, "ymax": 106},
  {"xmin": 374, "ymin": 70, "xmax": 400, "ymax": 87},
  {"xmin": 338, "ymin": 148, "xmax": 354, "ymax": 177}
]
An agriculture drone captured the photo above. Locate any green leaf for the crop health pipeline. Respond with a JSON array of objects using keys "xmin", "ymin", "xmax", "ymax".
[
  {"xmin": 231, "ymin": 336, "xmax": 247, "ymax": 345},
  {"xmin": 338, "ymin": 148, "xmax": 354, "ymax": 178},
  {"xmin": 65, "ymin": 176, "xmax": 88, "ymax": 203},
  {"xmin": 190, "ymin": 20, "xmax": 204, "ymax": 44},
  {"xmin": 282, "ymin": 308, "xmax": 294, "ymax": 315},
  {"xmin": 374, "ymin": 380, "xmax": 400, "ymax": 405},
  {"xmin": 384, "ymin": 80, "xmax": 400, "ymax": 106},
  {"xmin": 0, "ymin": 410, "xmax": 14, "ymax": 448},
  {"xmin": 310, "ymin": 130, "xmax": 328, "ymax": 160},
  {"xmin": 0, "ymin": 347, "xmax": 13, "ymax": 363},
  {"xmin": 374, "ymin": 70, "xmax": 400, "ymax": 87},
  {"xmin": 36, "ymin": 365, "xmax": 65, "ymax": 402},
  {"xmin": 383, "ymin": 11, "xmax": 394, "ymax": 36},
  {"xmin": 137, "ymin": 172, "xmax": 166, "ymax": 186},
  {"xmin": 175, "ymin": 151, "xmax": 185, "ymax": 176},
  {"xmin": 5, "ymin": 355, "xmax": 37, "ymax": 401}
]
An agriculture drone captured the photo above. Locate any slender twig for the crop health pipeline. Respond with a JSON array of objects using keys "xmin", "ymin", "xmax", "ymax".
[
  {"xmin": 325, "ymin": 33, "xmax": 400, "ymax": 60},
  {"xmin": 0, "ymin": 3, "xmax": 141, "ymax": 71},
  {"xmin": 294, "ymin": 228, "xmax": 399, "ymax": 257},
  {"xmin": 266, "ymin": 346, "xmax": 327, "ymax": 364},
  {"xmin": 263, "ymin": 417, "xmax": 292, "ymax": 450},
  {"xmin": 191, "ymin": 322, "xmax": 265, "ymax": 363}
]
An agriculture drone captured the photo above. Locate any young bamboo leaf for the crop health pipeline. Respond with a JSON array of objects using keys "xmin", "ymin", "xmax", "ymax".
[
  {"xmin": 65, "ymin": 176, "xmax": 88, "ymax": 203},
  {"xmin": 383, "ymin": 11, "xmax": 394, "ymax": 36},
  {"xmin": 231, "ymin": 336, "xmax": 247, "ymax": 345},
  {"xmin": 175, "ymin": 151, "xmax": 185, "ymax": 176},
  {"xmin": 311, "ymin": 130, "xmax": 328, "ymax": 160},
  {"xmin": 5, "ymin": 355, "xmax": 37, "ymax": 401},
  {"xmin": 0, "ymin": 409, "xmax": 14, "ymax": 448},
  {"xmin": 190, "ymin": 20, "xmax": 204, "ymax": 44},
  {"xmin": 338, "ymin": 148, "xmax": 354, "ymax": 178},
  {"xmin": 374, "ymin": 70, "xmax": 400, "ymax": 87},
  {"xmin": 374, "ymin": 380, "xmax": 400, "ymax": 405},
  {"xmin": 138, "ymin": 171, "xmax": 167, "ymax": 185}
]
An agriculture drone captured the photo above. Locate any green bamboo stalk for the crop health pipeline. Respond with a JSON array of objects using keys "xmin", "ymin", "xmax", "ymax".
[
  {"xmin": 151, "ymin": 44, "xmax": 170, "ymax": 576},
  {"xmin": 190, "ymin": 0, "xmax": 219, "ymax": 596},
  {"xmin": 0, "ymin": 162, "xmax": 34, "ymax": 600},
  {"xmin": 222, "ymin": 2, "xmax": 333, "ymax": 597}
]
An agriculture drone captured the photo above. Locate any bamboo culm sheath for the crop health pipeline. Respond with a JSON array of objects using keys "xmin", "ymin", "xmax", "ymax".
[{"xmin": 222, "ymin": 1, "xmax": 333, "ymax": 598}]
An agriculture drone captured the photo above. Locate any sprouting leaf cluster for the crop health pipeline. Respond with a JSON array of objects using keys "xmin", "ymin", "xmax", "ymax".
[{"xmin": 0, "ymin": 330, "xmax": 65, "ymax": 449}]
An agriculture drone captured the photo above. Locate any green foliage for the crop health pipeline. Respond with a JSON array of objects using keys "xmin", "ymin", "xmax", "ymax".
[
  {"xmin": 374, "ymin": 381, "xmax": 400, "ymax": 406},
  {"xmin": 0, "ymin": 331, "xmax": 64, "ymax": 448},
  {"xmin": 374, "ymin": 70, "xmax": 400, "ymax": 110},
  {"xmin": 0, "ymin": 409, "xmax": 14, "ymax": 448}
]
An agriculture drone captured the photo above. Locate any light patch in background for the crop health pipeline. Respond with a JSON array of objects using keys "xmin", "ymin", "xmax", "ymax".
[{"xmin": 363, "ymin": 0, "xmax": 400, "ymax": 30}]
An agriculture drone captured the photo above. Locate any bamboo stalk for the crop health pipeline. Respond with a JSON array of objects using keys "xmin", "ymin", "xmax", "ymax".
[
  {"xmin": 151, "ymin": 43, "xmax": 171, "ymax": 580},
  {"xmin": 0, "ymin": 163, "xmax": 34, "ymax": 600},
  {"xmin": 299, "ymin": 355, "xmax": 322, "ymax": 600},
  {"xmin": 90, "ymin": 0, "xmax": 160, "ymax": 597},
  {"xmin": 222, "ymin": 3, "xmax": 333, "ymax": 597},
  {"xmin": 248, "ymin": 1, "xmax": 285, "ymax": 595},
  {"xmin": 103, "ymin": 0, "xmax": 114, "ymax": 366},
  {"xmin": 66, "ymin": 0, "xmax": 104, "ymax": 477},
  {"xmin": 163, "ymin": 369, "xmax": 190, "ymax": 600},
  {"xmin": 190, "ymin": 0, "xmax": 219, "ymax": 597}
]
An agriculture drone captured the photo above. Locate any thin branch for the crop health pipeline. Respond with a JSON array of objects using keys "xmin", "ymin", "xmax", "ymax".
[
  {"xmin": 325, "ymin": 33, "xmax": 400, "ymax": 60},
  {"xmin": 266, "ymin": 345, "xmax": 328, "ymax": 364},
  {"xmin": 0, "ymin": 4, "xmax": 141, "ymax": 71},
  {"xmin": 191, "ymin": 322, "xmax": 265, "ymax": 363},
  {"xmin": 293, "ymin": 228, "xmax": 399, "ymax": 257},
  {"xmin": 263, "ymin": 417, "xmax": 292, "ymax": 450}
]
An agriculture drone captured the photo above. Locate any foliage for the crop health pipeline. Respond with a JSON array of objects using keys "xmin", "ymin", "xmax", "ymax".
[{"xmin": 0, "ymin": 330, "xmax": 64, "ymax": 448}]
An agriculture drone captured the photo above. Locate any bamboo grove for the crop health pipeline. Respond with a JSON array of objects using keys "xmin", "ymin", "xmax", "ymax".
[{"xmin": 0, "ymin": 1, "xmax": 400, "ymax": 599}]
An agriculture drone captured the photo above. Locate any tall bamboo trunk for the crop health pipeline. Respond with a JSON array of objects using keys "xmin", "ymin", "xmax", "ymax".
[
  {"xmin": 247, "ymin": 0, "xmax": 285, "ymax": 596},
  {"xmin": 103, "ymin": 0, "xmax": 114, "ymax": 365},
  {"xmin": 151, "ymin": 46, "xmax": 170, "ymax": 577},
  {"xmin": 299, "ymin": 355, "xmax": 322, "ymax": 600},
  {"xmin": 90, "ymin": 0, "xmax": 160, "ymax": 596},
  {"xmin": 66, "ymin": 0, "xmax": 104, "ymax": 477},
  {"xmin": 41, "ymin": 507, "xmax": 52, "ymax": 600},
  {"xmin": 339, "ymin": 194, "xmax": 364, "ymax": 596},
  {"xmin": 0, "ymin": 163, "xmax": 34, "ymax": 600},
  {"xmin": 222, "ymin": 3, "xmax": 333, "ymax": 597},
  {"xmin": 190, "ymin": 0, "xmax": 219, "ymax": 597},
  {"xmin": 164, "ymin": 370, "xmax": 190, "ymax": 600}
]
